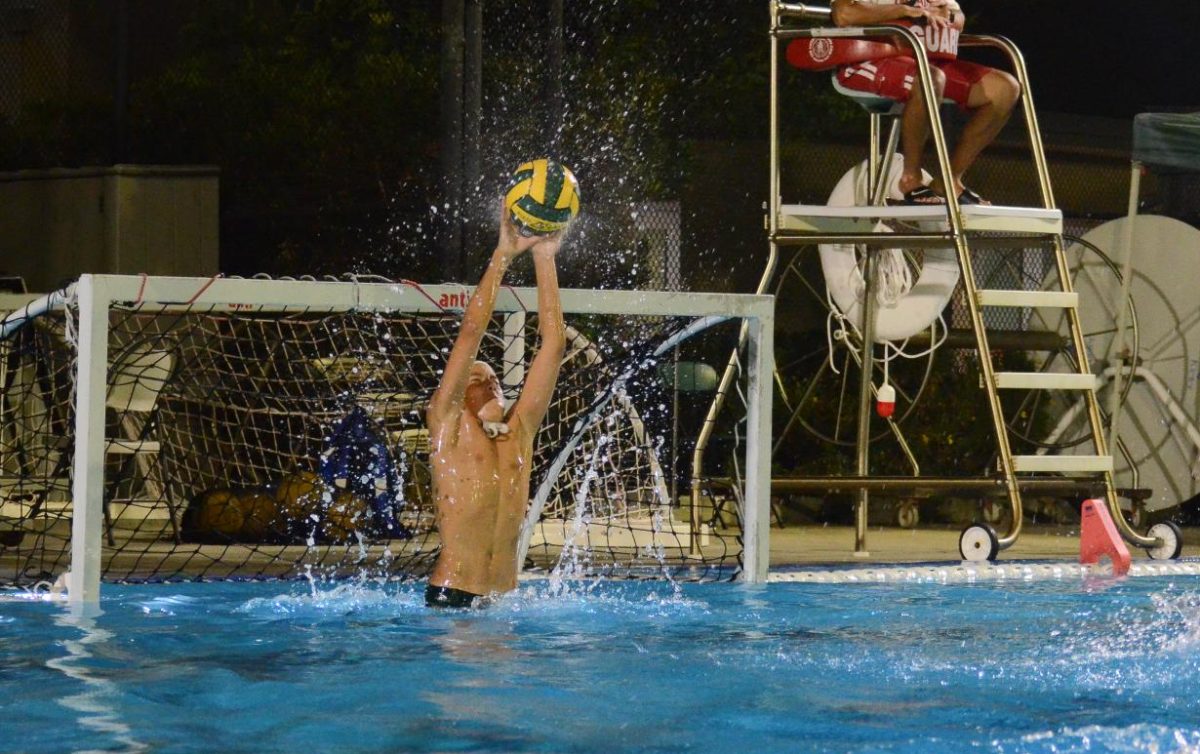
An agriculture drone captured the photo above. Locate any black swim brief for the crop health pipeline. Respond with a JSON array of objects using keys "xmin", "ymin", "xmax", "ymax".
[{"xmin": 425, "ymin": 584, "xmax": 486, "ymax": 609}]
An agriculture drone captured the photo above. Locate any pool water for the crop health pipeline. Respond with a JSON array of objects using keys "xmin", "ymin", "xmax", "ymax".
[{"xmin": 3, "ymin": 574, "xmax": 1200, "ymax": 753}]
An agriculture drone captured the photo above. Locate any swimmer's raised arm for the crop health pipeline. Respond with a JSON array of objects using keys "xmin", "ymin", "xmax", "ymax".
[
  {"xmin": 511, "ymin": 233, "xmax": 566, "ymax": 433},
  {"xmin": 428, "ymin": 207, "xmax": 542, "ymax": 433}
]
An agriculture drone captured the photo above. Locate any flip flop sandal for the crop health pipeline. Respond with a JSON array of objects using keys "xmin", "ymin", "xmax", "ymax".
[
  {"xmin": 888, "ymin": 185, "xmax": 947, "ymax": 206},
  {"xmin": 958, "ymin": 187, "xmax": 990, "ymax": 205}
]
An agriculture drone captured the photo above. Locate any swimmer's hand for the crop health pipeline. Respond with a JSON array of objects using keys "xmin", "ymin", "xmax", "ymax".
[
  {"xmin": 530, "ymin": 230, "xmax": 563, "ymax": 260},
  {"xmin": 496, "ymin": 201, "xmax": 542, "ymax": 260}
]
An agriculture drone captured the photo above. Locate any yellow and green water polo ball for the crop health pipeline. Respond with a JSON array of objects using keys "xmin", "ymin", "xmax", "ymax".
[{"xmin": 504, "ymin": 158, "xmax": 581, "ymax": 236}]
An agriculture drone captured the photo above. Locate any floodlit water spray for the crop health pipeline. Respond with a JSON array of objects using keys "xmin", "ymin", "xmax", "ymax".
[{"xmin": 545, "ymin": 432, "xmax": 607, "ymax": 599}]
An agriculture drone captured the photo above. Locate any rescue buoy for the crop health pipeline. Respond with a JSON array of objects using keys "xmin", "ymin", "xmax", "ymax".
[{"xmin": 818, "ymin": 155, "xmax": 960, "ymax": 343}]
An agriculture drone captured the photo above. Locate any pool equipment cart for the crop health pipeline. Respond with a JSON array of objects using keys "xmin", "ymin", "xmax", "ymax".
[
  {"xmin": 692, "ymin": 2, "xmax": 1176, "ymax": 562},
  {"xmin": 1088, "ymin": 113, "xmax": 1200, "ymax": 526}
]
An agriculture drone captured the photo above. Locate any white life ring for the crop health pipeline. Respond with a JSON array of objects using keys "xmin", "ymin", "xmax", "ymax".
[{"xmin": 818, "ymin": 155, "xmax": 960, "ymax": 342}]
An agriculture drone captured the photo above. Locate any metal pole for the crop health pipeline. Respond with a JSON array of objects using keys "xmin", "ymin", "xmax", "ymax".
[
  {"xmin": 439, "ymin": 0, "xmax": 465, "ymax": 282},
  {"xmin": 872, "ymin": 119, "xmax": 902, "ymax": 204},
  {"xmin": 854, "ymin": 251, "xmax": 875, "ymax": 555},
  {"xmin": 768, "ymin": 3, "xmax": 782, "ymax": 236},
  {"xmin": 69, "ymin": 276, "xmax": 108, "ymax": 605},
  {"xmin": 464, "ymin": 0, "xmax": 482, "ymax": 192},
  {"xmin": 112, "ymin": 0, "xmax": 129, "ymax": 164},
  {"xmin": 1106, "ymin": 162, "xmax": 1142, "ymax": 449},
  {"xmin": 671, "ymin": 348, "xmax": 680, "ymax": 507},
  {"xmin": 742, "ymin": 311, "xmax": 775, "ymax": 583},
  {"xmin": 851, "ymin": 72, "xmax": 900, "ymax": 557},
  {"xmin": 546, "ymin": 0, "xmax": 565, "ymax": 148},
  {"xmin": 853, "ymin": 115, "xmax": 903, "ymax": 552},
  {"xmin": 463, "ymin": 0, "xmax": 484, "ymax": 267},
  {"xmin": 868, "ymin": 113, "xmax": 881, "ymax": 194}
]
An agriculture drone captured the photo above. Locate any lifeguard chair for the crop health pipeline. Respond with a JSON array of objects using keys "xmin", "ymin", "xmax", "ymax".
[{"xmin": 692, "ymin": 1, "xmax": 1181, "ymax": 562}]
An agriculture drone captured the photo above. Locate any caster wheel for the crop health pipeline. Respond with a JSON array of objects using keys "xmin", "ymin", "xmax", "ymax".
[
  {"xmin": 1146, "ymin": 521, "xmax": 1183, "ymax": 560},
  {"xmin": 959, "ymin": 523, "xmax": 999, "ymax": 562},
  {"xmin": 897, "ymin": 501, "xmax": 919, "ymax": 529}
]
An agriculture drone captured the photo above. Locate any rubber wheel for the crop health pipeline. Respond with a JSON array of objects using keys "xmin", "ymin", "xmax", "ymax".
[
  {"xmin": 897, "ymin": 501, "xmax": 919, "ymax": 529},
  {"xmin": 959, "ymin": 523, "xmax": 999, "ymax": 562},
  {"xmin": 1146, "ymin": 520, "xmax": 1184, "ymax": 560}
]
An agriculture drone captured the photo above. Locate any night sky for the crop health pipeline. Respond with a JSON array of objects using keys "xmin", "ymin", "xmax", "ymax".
[{"xmin": 964, "ymin": 0, "xmax": 1200, "ymax": 117}]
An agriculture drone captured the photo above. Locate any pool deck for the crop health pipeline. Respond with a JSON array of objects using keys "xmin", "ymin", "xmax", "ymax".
[{"xmin": 767, "ymin": 523, "xmax": 1200, "ymax": 568}]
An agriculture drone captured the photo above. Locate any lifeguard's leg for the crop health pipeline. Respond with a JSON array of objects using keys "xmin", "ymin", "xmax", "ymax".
[
  {"xmin": 837, "ymin": 57, "xmax": 945, "ymax": 195},
  {"xmin": 946, "ymin": 69, "xmax": 1021, "ymax": 197},
  {"xmin": 898, "ymin": 66, "xmax": 946, "ymax": 194}
]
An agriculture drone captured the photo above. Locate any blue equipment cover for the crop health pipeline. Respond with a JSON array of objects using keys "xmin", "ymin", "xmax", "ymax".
[{"xmin": 319, "ymin": 406, "xmax": 410, "ymax": 538}]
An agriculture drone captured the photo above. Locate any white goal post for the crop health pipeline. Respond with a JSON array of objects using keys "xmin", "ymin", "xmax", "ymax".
[{"xmin": 52, "ymin": 274, "xmax": 774, "ymax": 603}]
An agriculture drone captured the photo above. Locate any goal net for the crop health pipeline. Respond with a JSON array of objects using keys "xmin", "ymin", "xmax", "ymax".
[{"xmin": 0, "ymin": 275, "xmax": 773, "ymax": 598}]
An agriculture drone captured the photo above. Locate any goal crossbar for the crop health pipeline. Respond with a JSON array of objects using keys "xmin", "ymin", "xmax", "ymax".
[{"xmin": 29, "ymin": 275, "xmax": 775, "ymax": 319}]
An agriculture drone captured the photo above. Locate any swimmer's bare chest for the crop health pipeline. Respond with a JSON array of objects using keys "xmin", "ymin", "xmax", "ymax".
[{"xmin": 432, "ymin": 432, "xmax": 532, "ymax": 524}]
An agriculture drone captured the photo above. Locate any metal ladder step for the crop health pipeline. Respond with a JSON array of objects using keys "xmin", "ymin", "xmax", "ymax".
[
  {"xmin": 777, "ymin": 203, "xmax": 1063, "ymax": 235},
  {"xmin": 977, "ymin": 290, "xmax": 1078, "ymax": 308},
  {"xmin": 1012, "ymin": 455, "xmax": 1114, "ymax": 473},
  {"xmin": 995, "ymin": 372, "xmax": 1098, "ymax": 390}
]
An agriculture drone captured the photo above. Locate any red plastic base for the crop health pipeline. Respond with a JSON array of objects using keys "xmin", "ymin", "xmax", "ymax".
[{"xmin": 1079, "ymin": 498, "xmax": 1132, "ymax": 576}]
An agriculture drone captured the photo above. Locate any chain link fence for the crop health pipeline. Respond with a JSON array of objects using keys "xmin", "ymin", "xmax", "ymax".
[
  {"xmin": 0, "ymin": 0, "xmax": 120, "ymax": 170},
  {"xmin": 0, "ymin": 0, "xmax": 72, "ymax": 121}
]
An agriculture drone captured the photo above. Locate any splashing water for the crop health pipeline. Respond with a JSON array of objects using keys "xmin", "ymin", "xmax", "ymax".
[
  {"xmin": 543, "ymin": 393, "xmax": 683, "ymax": 604},
  {"xmin": 546, "ymin": 428, "xmax": 612, "ymax": 599}
]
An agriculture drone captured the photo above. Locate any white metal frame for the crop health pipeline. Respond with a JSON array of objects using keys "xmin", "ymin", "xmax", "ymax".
[{"xmin": 51, "ymin": 274, "xmax": 774, "ymax": 603}]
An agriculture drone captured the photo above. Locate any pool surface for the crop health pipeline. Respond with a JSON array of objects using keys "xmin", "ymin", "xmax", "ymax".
[{"xmin": 3, "ymin": 574, "xmax": 1200, "ymax": 753}]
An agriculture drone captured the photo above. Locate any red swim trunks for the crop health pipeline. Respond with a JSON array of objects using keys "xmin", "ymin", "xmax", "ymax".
[{"xmin": 836, "ymin": 57, "xmax": 992, "ymax": 110}]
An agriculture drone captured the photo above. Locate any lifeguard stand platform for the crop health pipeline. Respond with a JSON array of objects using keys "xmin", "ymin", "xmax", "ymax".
[{"xmin": 692, "ymin": 2, "xmax": 1184, "ymax": 562}]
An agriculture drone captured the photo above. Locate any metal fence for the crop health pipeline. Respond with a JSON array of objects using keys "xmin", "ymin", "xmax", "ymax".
[{"xmin": 0, "ymin": 0, "xmax": 72, "ymax": 122}]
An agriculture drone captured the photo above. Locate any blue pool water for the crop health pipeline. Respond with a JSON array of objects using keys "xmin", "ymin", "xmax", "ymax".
[{"xmin": 3, "ymin": 575, "xmax": 1200, "ymax": 753}]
